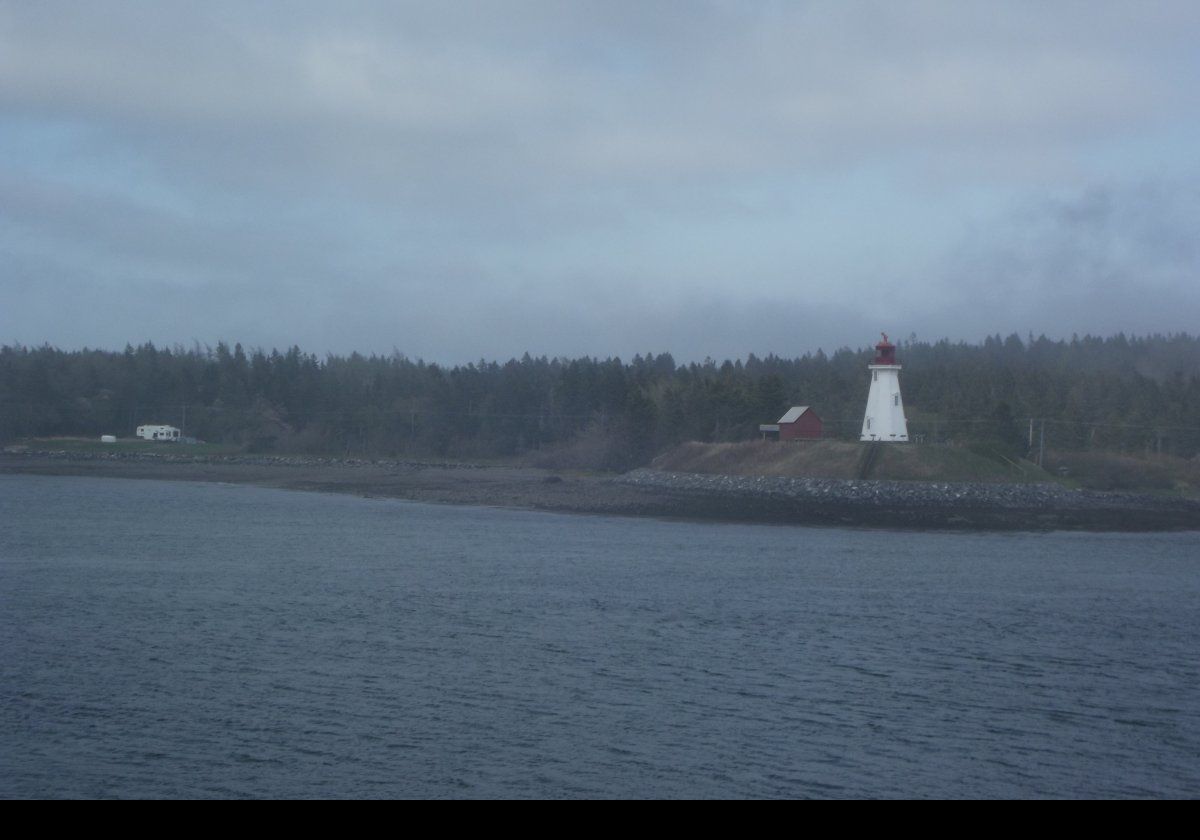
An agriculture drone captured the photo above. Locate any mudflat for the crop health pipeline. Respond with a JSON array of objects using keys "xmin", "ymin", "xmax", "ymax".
[
  {"xmin": 4, "ymin": 452, "xmax": 1198, "ymax": 531},
  {"xmin": 0, "ymin": 453, "xmax": 637, "ymax": 513}
]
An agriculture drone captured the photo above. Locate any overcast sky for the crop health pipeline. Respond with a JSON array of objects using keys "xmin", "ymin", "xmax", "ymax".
[{"xmin": 3, "ymin": 1, "xmax": 1198, "ymax": 362}]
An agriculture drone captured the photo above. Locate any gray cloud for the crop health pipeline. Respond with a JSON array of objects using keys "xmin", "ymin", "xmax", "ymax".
[
  {"xmin": 2, "ymin": 2, "xmax": 1199, "ymax": 359},
  {"xmin": 913, "ymin": 180, "xmax": 1200, "ymax": 340},
  {"xmin": 7, "ymin": 2, "xmax": 1194, "ymax": 180}
]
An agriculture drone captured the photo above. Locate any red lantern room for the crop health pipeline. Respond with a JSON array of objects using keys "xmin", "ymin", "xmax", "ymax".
[{"xmin": 873, "ymin": 332, "xmax": 897, "ymax": 365}]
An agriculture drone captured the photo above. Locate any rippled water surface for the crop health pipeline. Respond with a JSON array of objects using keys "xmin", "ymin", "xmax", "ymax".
[{"xmin": 3, "ymin": 474, "xmax": 1199, "ymax": 798}]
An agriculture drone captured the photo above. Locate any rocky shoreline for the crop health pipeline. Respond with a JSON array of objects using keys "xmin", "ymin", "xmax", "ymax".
[
  {"xmin": 616, "ymin": 468, "xmax": 1200, "ymax": 531},
  {"xmin": 3, "ymin": 449, "xmax": 1199, "ymax": 531}
]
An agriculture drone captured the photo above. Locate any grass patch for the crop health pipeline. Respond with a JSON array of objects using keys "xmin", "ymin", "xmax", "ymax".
[
  {"xmin": 874, "ymin": 444, "xmax": 1052, "ymax": 483},
  {"xmin": 652, "ymin": 440, "xmax": 863, "ymax": 478},
  {"xmin": 1044, "ymin": 451, "xmax": 1200, "ymax": 495},
  {"xmin": 18, "ymin": 437, "xmax": 242, "ymax": 457},
  {"xmin": 653, "ymin": 439, "xmax": 1056, "ymax": 483}
]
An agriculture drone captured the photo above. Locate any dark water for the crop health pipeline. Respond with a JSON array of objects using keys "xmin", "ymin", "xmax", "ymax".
[{"xmin": 2, "ymin": 475, "xmax": 1198, "ymax": 798}]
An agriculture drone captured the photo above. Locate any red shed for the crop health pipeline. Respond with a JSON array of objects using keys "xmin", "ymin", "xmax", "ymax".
[{"xmin": 760, "ymin": 406, "xmax": 823, "ymax": 440}]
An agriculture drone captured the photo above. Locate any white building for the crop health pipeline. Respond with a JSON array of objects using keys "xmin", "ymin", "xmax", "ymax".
[
  {"xmin": 860, "ymin": 333, "xmax": 909, "ymax": 442},
  {"xmin": 136, "ymin": 424, "xmax": 181, "ymax": 442}
]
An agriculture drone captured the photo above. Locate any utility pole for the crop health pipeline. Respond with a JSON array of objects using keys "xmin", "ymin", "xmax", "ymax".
[{"xmin": 1038, "ymin": 419, "xmax": 1045, "ymax": 468}]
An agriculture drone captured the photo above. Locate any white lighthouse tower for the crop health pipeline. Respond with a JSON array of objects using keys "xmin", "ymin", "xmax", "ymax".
[{"xmin": 860, "ymin": 332, "xmax": 909, "ymax": 442}]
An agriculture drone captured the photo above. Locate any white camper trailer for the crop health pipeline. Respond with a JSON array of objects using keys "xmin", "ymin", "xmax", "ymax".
[{"xmin": 136, "ymin": 424, "xmax": 181, "ymax": 442}]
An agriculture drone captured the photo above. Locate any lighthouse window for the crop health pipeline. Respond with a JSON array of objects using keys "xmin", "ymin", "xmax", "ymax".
[
  {"xmin": 873, "ymin": 371, "xmax": 878, "ymax": 382},
  {"xmin": 894, "ymin": 395, "xmax": 899, "ymax": 406}
]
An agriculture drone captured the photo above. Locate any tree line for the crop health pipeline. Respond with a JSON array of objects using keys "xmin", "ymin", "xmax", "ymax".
[{"xmin": 2, "ymin": 333, "xmax": 1198, "ymax": 467}]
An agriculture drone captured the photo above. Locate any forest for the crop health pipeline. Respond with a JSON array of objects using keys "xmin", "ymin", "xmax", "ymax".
[{"xmin": 2, "ymin": 333, "xmax": 1198, "ymax": 469}]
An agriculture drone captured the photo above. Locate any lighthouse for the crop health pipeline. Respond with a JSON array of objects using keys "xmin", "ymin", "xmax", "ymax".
[{"xmin": 860, "ymin": 333, "xmax": 909, "ymax": 442}]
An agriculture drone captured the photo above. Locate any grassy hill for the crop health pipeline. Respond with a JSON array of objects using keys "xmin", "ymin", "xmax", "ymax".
[
  {"xmin": 651, "ymin": 440, "xmax": 1200, "ymax": 494},
  {"xmin": 652, "ymin": 440, "xmax": 1054, "ymax": 483}
]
